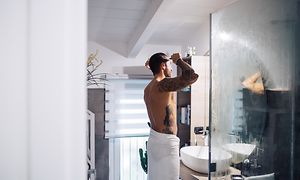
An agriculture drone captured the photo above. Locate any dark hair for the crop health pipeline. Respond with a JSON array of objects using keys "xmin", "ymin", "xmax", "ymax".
[{"xmin": 149, "ymin": 52, "xmax": 169, "ymax": 75}]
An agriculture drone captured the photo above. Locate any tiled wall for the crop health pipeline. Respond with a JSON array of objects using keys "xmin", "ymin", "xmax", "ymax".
[
  {"xmin": 242, "ymin": 89, "xmax": 293, "ymax": 179},
  {"xmin": 88, "ymin": 89, "xmax": 109, "ymax": 180}
]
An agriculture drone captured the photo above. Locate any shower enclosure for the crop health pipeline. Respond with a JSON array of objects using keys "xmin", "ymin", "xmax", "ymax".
[{"xmin": 210, "ymin": 0, "xmax": 299, "ymax": 179}]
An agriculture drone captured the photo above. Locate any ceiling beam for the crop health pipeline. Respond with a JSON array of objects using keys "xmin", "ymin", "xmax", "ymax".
[{"xmin": 126, "ymin": 0, "xmax": 174, "ymax": 58}]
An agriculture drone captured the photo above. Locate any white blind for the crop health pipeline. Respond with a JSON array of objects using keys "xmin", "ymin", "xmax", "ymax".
[{"xmin": 105, "ymin": 76, "xmax": 151, "ymax": 138}]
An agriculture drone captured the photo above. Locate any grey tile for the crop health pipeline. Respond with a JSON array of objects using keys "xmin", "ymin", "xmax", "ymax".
[
  {"xmin": 88, "ymin": 89, "xmax": 105, "ymax": 113},
  {"xmin": 95, "ymin": 135, "xmax": 109, "ymax": 180}
]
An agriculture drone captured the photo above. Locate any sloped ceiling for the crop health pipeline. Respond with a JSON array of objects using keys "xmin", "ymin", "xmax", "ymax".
[{"xmin": 88, "ymin": 0, "xmax": 235, "ymax": 57}]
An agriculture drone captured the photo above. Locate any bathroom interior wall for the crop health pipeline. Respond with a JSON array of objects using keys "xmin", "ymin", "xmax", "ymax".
[
  {"xmin": 190, "ymin": 56, "xmax": 210, "ymax": 146},
  {"xmin": 88, "ymin": 41, "xmax": 181, "ymax": 75},
  {"xmin": 181, "ymin": 19, "xmax": 210, "ymax": 56},
  {"xmin": 211, "ymin": 0, "xmax": 298, "ymax": 178}
]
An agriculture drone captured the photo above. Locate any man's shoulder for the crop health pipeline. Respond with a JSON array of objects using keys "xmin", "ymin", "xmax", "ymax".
[{"xmin": 145, "ymin": 82, "xmax": 168, "ymax": 95}]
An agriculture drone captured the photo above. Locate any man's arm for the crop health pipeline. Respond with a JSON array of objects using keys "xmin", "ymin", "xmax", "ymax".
[
  {"xmin": 158, "ymin": 58, "xmax": 199, "ymax": 92},
  {"xmin": 242, "ymin": 71, "xmax": 264, "ymax": 94}
]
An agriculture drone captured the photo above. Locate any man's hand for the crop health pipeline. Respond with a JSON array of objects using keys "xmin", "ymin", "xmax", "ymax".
[
  {"xmin": 145, "ymin": 59, "xmax": 150, "ymax": 69},
  {"xmin": 170, "ymin": 53, "xmax": 181, "ymax": 64}
]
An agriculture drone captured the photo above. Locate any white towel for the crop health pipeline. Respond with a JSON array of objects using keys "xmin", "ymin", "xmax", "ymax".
[{"xmin": 147, "ymin": 128, "xmax": 180, "ymax": 180}]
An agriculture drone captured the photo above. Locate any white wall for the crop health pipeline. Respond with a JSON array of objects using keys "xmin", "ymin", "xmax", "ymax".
[
  {"xmin": 0, "ymin": 1, "xmax": 29, "ymax": 179},
  {"xmin": 190, "ymin": 56, "xmax": 210, "ymax": 146},
  {"xmin": 88, "ymin": 41, "xmax": 182, "ymax": 74},
  {"xmin": 181, "ymin": 20, "xmax": 210, "ymax": 56},
  {"xmin": 0, "ymin": 0, "xmax": 87, "ymax": 180}
]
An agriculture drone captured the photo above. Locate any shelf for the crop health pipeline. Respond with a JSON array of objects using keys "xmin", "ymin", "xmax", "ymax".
[{"xmin": 176, "ymin": 57, "xmax": 192, "ymax": 148}]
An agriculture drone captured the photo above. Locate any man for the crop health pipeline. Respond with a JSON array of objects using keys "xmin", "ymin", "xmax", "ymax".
[
  {"xmin": 242, "ymin": 71, "xmax": 264, "ymax": 94},
  {"xmin": 144, "ymin": 52, "xmax": 198, "ymax": 180}
]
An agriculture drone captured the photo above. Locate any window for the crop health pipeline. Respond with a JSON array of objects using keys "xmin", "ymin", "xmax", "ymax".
[
  {"xmin": 105, "ymin": 76, "xmax": 150, "ymax": 138},
  {"xmin": 105, "ymin": 75, "xmax": 150, "ymax": 180}
]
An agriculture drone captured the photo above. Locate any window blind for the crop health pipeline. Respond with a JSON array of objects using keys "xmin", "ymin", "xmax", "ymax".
[{"xmin": 105, "ymin": 76, "xmax": 151, "ymax": 138}]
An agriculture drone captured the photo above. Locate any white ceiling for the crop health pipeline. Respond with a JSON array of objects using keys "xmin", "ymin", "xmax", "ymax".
[{"xmin": 88, "ymin": 0, "xmax": 235, "ymax": 57}]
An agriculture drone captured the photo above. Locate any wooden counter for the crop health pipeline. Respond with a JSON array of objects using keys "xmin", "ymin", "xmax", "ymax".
[{"xmin": 180, "ymin": 161, "xmax": 241, "ymax": 180}]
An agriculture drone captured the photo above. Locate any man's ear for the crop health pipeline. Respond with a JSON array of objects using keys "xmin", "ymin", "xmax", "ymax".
[{"xmin": 161, "ymin": 62, "xmax": 166, "ymax": 70}]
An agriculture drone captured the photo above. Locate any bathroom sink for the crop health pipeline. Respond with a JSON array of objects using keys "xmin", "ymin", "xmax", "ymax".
[
  {"xmin": 222, "ymin": 143, "xmax": 256, "ymax": 164},
  {"xmin": 180, "ymin": 146, "xmax": 232, "ymax": 174}
]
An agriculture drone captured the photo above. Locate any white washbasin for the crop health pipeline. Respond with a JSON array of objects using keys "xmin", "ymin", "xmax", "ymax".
[
  {"xmin": 180, "ymin": 146, "xmax": 232, "ymax": 174},
  {"xmin": 222, "ymin": 143, "xmax": 256, "ymax": 164}
]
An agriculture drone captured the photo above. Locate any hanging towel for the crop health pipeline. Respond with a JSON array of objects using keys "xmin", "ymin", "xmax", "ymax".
[{"xmin": 147, "ymin": 128, "xmax": 180, "ymax": 180}]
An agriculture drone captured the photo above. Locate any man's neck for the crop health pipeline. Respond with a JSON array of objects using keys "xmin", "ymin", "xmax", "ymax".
[{"xmin": 154, "ymin": 72, "xmax": 165, "ymax": 81}]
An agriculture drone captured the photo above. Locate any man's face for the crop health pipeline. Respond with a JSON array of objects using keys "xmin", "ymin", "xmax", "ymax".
[{"xmin": 163, "ymin": 60, "xmax": 172, "ymax": 77}]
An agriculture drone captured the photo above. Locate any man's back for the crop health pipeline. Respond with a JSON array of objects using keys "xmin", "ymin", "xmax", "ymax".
[
  {"xmin": 144, "ymin": 52, "xmax": 198, "ymax": 180},
  {"xmin": 144, "ymin": 79, "xmax": 177, "ymax": 135}
]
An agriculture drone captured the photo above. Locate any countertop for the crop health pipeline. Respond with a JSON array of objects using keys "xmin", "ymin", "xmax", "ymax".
[{"xmin": 180, "ymin": 161, "xmax": 241, "ymax": 180}]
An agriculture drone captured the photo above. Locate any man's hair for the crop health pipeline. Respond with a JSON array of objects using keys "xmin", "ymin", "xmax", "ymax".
[{"xmin": 149, "ymin": 52, "xmax": 169, "ymax": 75}]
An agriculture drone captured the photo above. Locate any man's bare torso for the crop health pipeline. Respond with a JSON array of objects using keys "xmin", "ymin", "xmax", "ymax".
[
  {"xmin": 144, "ymin": 56, "xmax": 199, "ymax": 135},
  {"xmin": 144, "ymin": 79, "xmax": 177, "ymax": 135}
]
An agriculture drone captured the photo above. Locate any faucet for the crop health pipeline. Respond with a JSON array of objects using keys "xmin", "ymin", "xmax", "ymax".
[
  {"xmin": 194, "ymin": 126, "xmax": 210, "ymax": 146},
  {"xmin": 203, "ymin": 127, "xmax": 209, "ymax": 146},
  {"xmin": 194, "ymin": 126, "xmax": 204, "ymax": 146},
  {"xmin": 202, "ymin": 132, "xmax": 208, "ymax": 146}
]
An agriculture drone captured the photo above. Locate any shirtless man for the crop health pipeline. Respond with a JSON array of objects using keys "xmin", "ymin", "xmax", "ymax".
[{"xmin": 144, "ymin": 52, "xmax": 198, "ymax": 180}]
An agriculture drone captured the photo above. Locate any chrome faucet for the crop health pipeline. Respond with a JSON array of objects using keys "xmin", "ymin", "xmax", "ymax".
[
  {"xmin": 203, "ymin": 127, "xmax": 209, "ymax": 146},
  {"xmin": 194, "ymin": 126, "xmax": 204, "ymax": 146}
]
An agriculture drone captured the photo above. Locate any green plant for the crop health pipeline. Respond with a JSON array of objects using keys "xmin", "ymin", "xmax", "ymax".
[{"xmin": 139, "ymin": 141, "xmax": 148, "ymax": 174}]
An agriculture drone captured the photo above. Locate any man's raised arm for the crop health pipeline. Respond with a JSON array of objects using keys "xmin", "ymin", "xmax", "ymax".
[{"xmin": 158, "ymin": 54, "xmax": 198, "ymax": 92}]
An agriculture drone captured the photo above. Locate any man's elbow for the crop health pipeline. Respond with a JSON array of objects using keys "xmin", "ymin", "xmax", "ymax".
[
  {"xmin": 182, "ymin": 70, "xmax": 198, "ymax": 83},
  {"xmin": 189, "ymin": 73, "xmax": 199, "ymax": 84}
]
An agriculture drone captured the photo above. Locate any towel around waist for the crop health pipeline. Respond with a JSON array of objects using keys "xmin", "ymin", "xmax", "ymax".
[{"xmin": 149, "ymin": 128, "xmax": 180, "ymax": 144}]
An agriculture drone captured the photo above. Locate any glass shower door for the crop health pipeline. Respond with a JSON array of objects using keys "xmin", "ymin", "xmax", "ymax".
[{"xmin": 210, "ymin": 0, "xmax": 299, "ymax": 179}]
